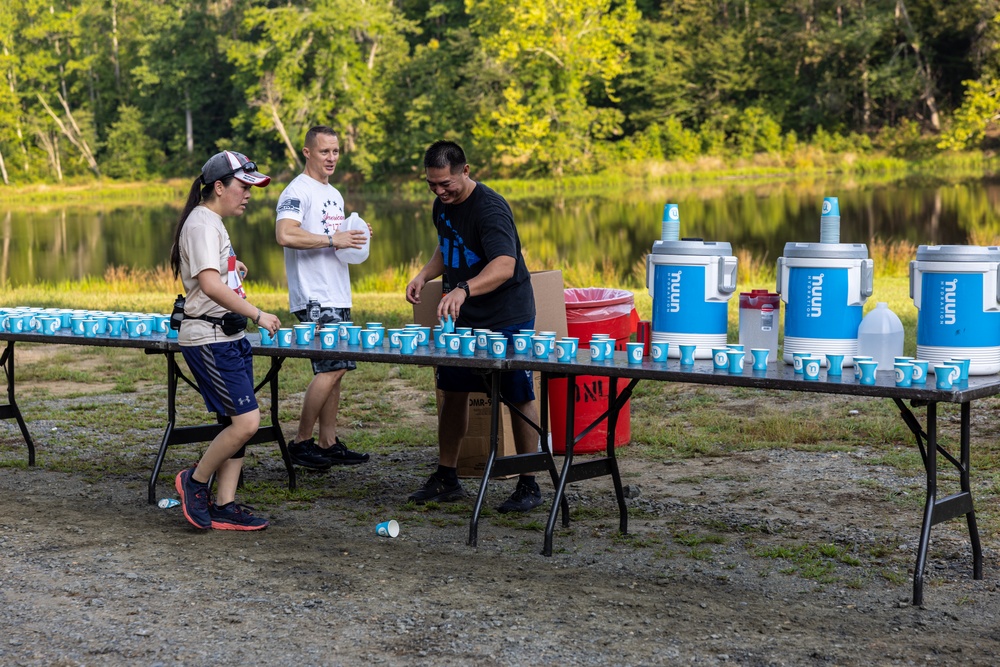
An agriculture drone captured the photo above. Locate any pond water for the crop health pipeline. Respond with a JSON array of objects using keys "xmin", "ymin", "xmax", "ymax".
[{"xmin": 2, "ymin": 173, "xmax": 998, "ymax": 287}]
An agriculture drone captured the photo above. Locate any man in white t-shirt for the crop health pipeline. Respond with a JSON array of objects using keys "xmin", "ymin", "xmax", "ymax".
[{"xmin": 275, "ymin": 125, "xmax": 370, "ymax": 468}]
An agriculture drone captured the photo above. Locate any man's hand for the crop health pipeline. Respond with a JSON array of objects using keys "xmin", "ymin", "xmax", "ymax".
[{"xmin": 405, "ymin": 275, "xmax": 426, "ymax": 305}]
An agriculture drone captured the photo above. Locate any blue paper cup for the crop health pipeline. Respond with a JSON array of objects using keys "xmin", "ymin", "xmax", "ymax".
[
  {"xmin": 294, "ymin": 325, "xmax": 313, "ymax": 345},
  {"xmin": 650, "ymin": 341, "xmax": 669, "ymax": 362},
  {"xmin": 602, "ymin": 339, "xmax": 615, "ymax": 360},
  {"xmin": 433, "ymin": 326, "xmax": 445, "ymax": 348},
  {"xmin": 512, "ymin": 333, "xmax": 532, "ymax": 355},
  {"xmin": 346, "ymin": 325, "xmax": 362, "ymax": 346},
  {"xmin": 751, "ymin": 348, "xmax": 769, "ymax": 371},
  {"xmin": 399, "ymin": 332, "xmax": 418, "ymax": 355},
  {"xmin": 935, "ymin": 366, "xmax": 955, "ymax": 390},
  {"xmin": 362, "ymin": 329, "xmax": 380, "ymax": 349},
  {"xmin": 590, "ymin": 340, "xmax": 607, "ymax": 362},
  {"xmin": 277, "ymin": 328, "xmax": 293, "ymax": 347},
  {"xmin": 439, "ymin": 314, "xmax": 454, "ymax": 333},
  {"xmin": 937, "ymin": 362, "xmax": 962, "ymax": 385},
  {"xmin": 727, "ymin": 349, "xmax": 745, "ymax": 374},
  {"xmin": 679, "ymin": 344, "xmax": 696, "ymax": 365},
  {"xmin": 125, "ymin": 318, "xmax": 145, "ymax": 337},
  {"xmin": 459, "ymin": 334, "xmax": 476, "ymax": 356},
  {"xmin": 894, "ymin": 362, "xmax": 913, "ymax": 387},
  {"xmin": 826, "ymin": 354, "xmax": 844, "ymax": 377},
  {"xmin": 556, "ymin": 340, "xmax": 575, "ymax": 362},
  {"xmin": 166, "ymin": 326, "xmax": 178, "ymax": 340},
  {"xmin": 803, "ymin": 357, "xmax": 821, "ymax": 380},
  {"xmin": 792, "ymin": 352, "xmax": 811, "ymax": 374},
  {"xmin": 140, "ymin": 317, "xmax": 154, "ymax": 336},
  {"xmin": 387, "ymin": 328, "xmax": 404, "ymax": 348},
  {"xmin": 474, "ymin": 330, "xmax": 491, "ymax": 351},
  {"xmin": 712, "ymin": 347, "xmax": 730, "ymax": 370},
  {"xmin": 532, "ymin": 337, "xmax": 549, "ymax": 359},
  {"xmin": 376, "ymin": 519, "xmax": 399, "ymax": 538},
  {"xmin": 338, "ymin": 321, "xmax": 354, "ymax": 339},
  {"xmin": 444, "ymin": 333, "xmax": 461, "ymax": 355},
  {"xmin": 321, "ymin": 330, "xmax": 338, "ymax": 349},
  {"xmin": 107, "ymin": 316, "xmax": 124, "ymax": 337},
  {"xmin": 259, "ymin": 328, "xmax": 275, "ymax": 346},
  {"xmin": 857, "ymin": 360, "xmax": 879, "ymax": 385},
  {"xmin": 413, "ymin": 326, "xmax": 430, "ymax": 346},
  {"xmin": 489, "ymin": 337, "xmax": 507, "ymax": 359},
  {"xmin": 627, "ymin": 342, "xmax": 644, "ymax": 364},
  {"xmin": 852, "ymin": 356, "xmax": 872, "ymax": 381},
  {"xmin": 910, "ymin": 359, "xmax": 928, "ymax": 384},
  {"xmin": 948, "ymin": 358, "xmax": 971, "ymax": 382}
]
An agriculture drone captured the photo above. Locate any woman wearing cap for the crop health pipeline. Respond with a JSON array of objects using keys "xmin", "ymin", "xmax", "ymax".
[{"xmin": 169, "ymin": 150, "xmax": 281, "ymax": 531}]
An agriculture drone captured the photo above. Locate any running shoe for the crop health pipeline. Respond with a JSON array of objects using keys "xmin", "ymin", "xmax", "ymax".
[
  {"xmin": 209, "ymin": 502, "xmax": 269, "ymax": 531},
  {"xmin": 407, "ymin": 474, "xmax": 466, "ymax": 504},
  {"xmin": 175, "ymin": 466, "xmax": 211, "ymax": 529}
]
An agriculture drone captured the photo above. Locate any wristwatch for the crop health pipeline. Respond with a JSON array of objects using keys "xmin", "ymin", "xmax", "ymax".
[{"xmin": 457, "ymin": 281, "xmax": 471, "ymax": 298}]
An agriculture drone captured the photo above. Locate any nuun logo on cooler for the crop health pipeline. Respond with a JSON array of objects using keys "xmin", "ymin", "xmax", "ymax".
[
  {"xmin": 938, "ymin": 279, "xmax": 958, "ymax": 325},
  {"xmin": 665, "ymin": 270, "xmax": 683, "ymax": 313},
  {"xmin": 807, "ymin": 273, "xmax": 824, "ymax": 318}
]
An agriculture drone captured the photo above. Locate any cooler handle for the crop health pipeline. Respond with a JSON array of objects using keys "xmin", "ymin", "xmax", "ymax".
[
  {"xmin": 909, "ymin": 261, "xmax": 916, "ymax": 301},
  {"xmin": 860, "ymin": 259, "xmax": 874, "ymax": 298},
  {"xmin": 996, "ymin": 263, "xmax": 1000, "ymax": 304},
  {"xmin": 775, "ymin": 257, "xmax": 785, "ymax": 295},
  {"xmin": 717, "ymin": 256, "xmax": 737, "ymax": 294},
  {"xmin": 646, "ymin": 254, "xmax": 653, "ymax": 297}
]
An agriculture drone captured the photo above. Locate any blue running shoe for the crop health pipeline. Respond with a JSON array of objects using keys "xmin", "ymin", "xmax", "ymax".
[
  {"xmin": 175, "ymin": 466, "xmax": 211, "ymax": 529},
  {"xmin": 209, "ymin": 502, "xmax": 269, "ymax": 531}
]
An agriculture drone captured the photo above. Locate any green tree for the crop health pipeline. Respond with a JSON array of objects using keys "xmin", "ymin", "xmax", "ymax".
[
  {"xmin": 466, "ymin": 0, "xmax": 641, "ymax": 177},
  {"xmin": 100, "ymin": 104, "xmax": 164, "ymax": 179}
]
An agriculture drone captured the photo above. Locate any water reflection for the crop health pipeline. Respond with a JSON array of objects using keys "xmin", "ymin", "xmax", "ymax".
[{"xmin": 2, "ymin": 174, "xmax": 998, "ymax": 287}]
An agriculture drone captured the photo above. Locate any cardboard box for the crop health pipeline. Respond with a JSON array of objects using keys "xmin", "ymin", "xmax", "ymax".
[{"xmin": 414, "ymin": 270, "xmax": 568, "ymax": 477}]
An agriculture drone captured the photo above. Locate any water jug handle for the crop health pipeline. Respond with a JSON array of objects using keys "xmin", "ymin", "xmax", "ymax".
[
  {"xmin": 860, "ymin": 259, "xmax": 874, "ymax": 298},
  {"xmin": 717, "ymin": 256, "xmax": 737, "ymax": 294},
  {"xmin": 909, "ymin": 260, "xmax": 916, "ymax": 302},
  {"xmin": 775, "ymin": 257, "xmax": 785, "ymax": 295}
]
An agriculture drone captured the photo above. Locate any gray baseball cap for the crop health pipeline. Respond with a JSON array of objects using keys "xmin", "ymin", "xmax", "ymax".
[{"xmin": 201, "ymin": 150, "xmax": 271, "ymax": 187}]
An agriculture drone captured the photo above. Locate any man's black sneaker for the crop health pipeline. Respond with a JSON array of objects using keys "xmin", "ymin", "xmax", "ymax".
[
  {"xmin": 175, "ymin": 466, "xmax": 211, "ymax": 529},
  {"xmin": 408, "ymin": 474, "xmax": 466, "ymax": 504},
  {"xmin": 209, "ymin": 502, "xmax": 269, "ymax": 531},
  {"xmin": 496, "ymin": 479, "xmax": 543, "ymax": 514},
  {"xmin": 287, "ymin": 438, "xmax": 333, "ymax": 470},
  {"xmin": 321, "ymin": 438, "xmax": 370, "ymax": 465}
]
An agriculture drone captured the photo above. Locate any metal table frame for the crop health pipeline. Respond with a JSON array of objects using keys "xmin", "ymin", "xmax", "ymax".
[
  {"xmin": 2, "ymin": 329, "xmax": 996, "ymax": 605},
  {"xmin": 506, "ymin": 353, "xmax": 995, "ymax": 606}
]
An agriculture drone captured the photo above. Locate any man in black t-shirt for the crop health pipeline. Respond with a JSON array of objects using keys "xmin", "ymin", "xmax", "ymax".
[{"xmin": 405, "ymin": 141, "xmax": 542, "ymax": 513}]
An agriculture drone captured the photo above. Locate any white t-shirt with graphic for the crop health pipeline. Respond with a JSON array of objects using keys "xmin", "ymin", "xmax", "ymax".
[
  {"xmin": 177, "ymin": 205, "xmax": 245, "ymax": 346},
  {"xmin": 275, "ymin": 173, "xmax": 352, "ymax": 312}
]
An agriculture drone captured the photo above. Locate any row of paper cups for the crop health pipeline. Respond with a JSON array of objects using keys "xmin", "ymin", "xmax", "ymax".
[{"xmin": 0, "ymin": 307, "xmax": 173, "ymax": 338}]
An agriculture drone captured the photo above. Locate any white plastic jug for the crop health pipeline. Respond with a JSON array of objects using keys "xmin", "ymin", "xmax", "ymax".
[
  {"xmin": 856, "ymin": 302, "xmax": 904, "ymax": 370},
  {"xmin": 338, "ymin": 212, "xmax": 370, "ymax": 264}
]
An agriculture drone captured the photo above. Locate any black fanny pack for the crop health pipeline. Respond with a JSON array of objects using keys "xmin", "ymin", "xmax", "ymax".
[{"xmin": 192, "ymin": 312, "xmax": 248, "ymax": 336}]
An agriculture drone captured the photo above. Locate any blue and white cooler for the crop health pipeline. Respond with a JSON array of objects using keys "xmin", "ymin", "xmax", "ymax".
[
  {"xmin": 777, "ymin": 243, "xmax": 874, "ymax": 364},
  {"xmin": 910, "ymin": 244, "xmax": 1000, "ymax": 375},
  {"xmin": 646, "ymin": 239, "xmax": 738, "ymax": 359}
]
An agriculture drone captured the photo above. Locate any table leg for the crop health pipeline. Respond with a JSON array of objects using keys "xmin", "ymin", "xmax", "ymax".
[
  {"xmin": 607, "ymin": 377, "xmax": 628, "ymax": 536},
  {"xmin": 0, "ymin": 341, "xmax": 35, "ymax": 466},
  {"xmin": 469, "ymin": 370, "xmax": 502, "ymax": 547},
  {"xmin": 893, "ymin": 398, "xmax": 981, "ymax": 606}
]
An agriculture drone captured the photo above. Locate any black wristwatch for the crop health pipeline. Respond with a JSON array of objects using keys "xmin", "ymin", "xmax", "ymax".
[{"xmin": 457, "ymin": 281, "xmax": 471, "ymax": 298}]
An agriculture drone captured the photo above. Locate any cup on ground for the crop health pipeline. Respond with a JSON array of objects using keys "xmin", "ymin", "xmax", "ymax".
[{"xmin": 376, "ymin": 519, "xmax": 399, "ymax": 538}]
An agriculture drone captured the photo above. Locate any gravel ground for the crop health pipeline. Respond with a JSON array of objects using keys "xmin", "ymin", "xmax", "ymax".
[{"xmin": 3, "ymin": 439, "xmax": 1000, "ymax": 667}]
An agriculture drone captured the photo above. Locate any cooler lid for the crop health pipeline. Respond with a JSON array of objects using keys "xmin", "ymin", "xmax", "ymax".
[
  {"xmin": 916, "ymin": 244, "xmax": 1000, "ymax": 263},
  {"xmin": 781, "ymin": 242, "xmax": 868, "ymax": 260},
  {"xmin": 651, "ymin": 239, "xmax": 733, "ymax": 256}
]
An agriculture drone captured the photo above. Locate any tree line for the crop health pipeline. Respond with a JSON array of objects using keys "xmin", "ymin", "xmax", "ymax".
[{"xmin": 1, "ymin": 0, "xmax": 998, "ymax": 186}]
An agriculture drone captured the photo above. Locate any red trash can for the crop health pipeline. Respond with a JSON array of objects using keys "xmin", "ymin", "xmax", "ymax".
[{"xmin": 549, "ymin": 288, "xmax": 638, "ymax": 454}]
